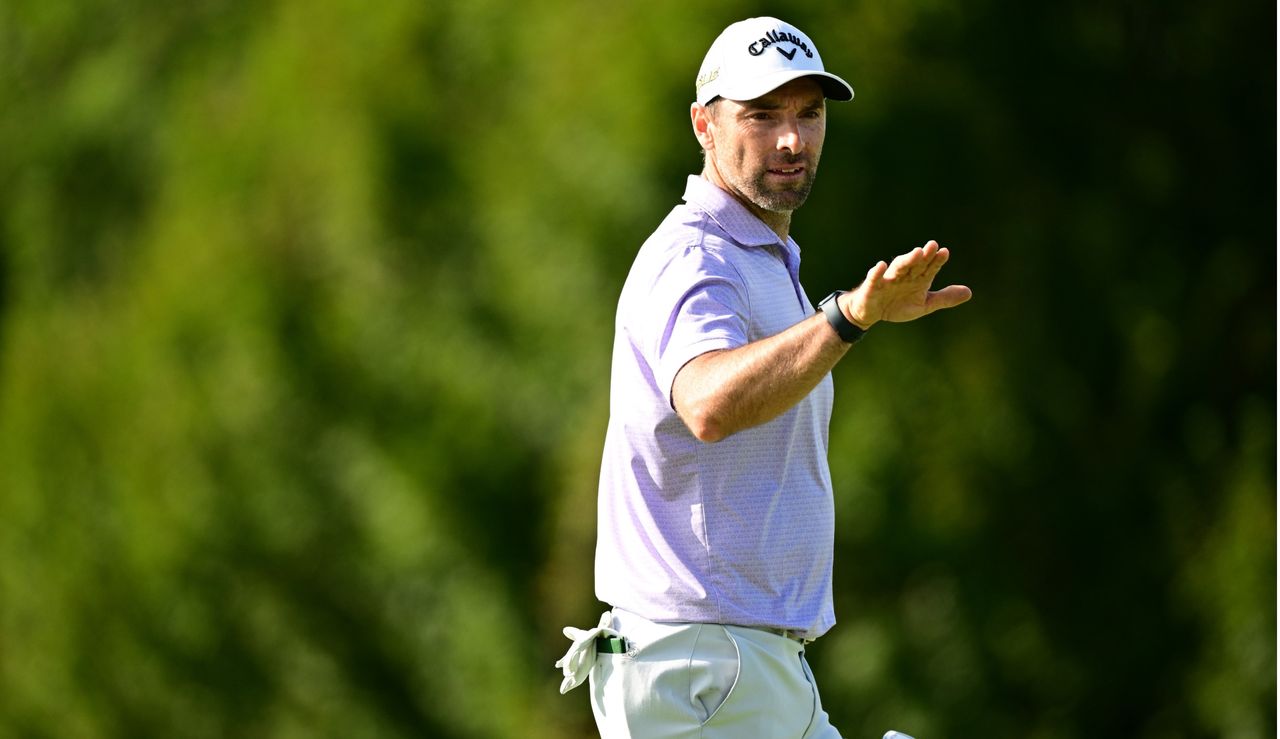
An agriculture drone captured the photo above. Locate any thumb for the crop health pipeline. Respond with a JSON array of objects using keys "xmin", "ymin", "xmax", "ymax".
[{"xmin": 924, "ymin": 285, "xmax": 973, "ymax": 313}]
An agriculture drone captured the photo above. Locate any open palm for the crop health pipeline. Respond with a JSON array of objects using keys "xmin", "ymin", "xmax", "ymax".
[{"xmin": 844, "ymin": 240, "xmax": 972, "ymax": 327}]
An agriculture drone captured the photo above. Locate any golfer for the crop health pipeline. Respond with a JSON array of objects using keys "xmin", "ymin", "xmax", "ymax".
[{"xmin": 557, "ymin": 16, "xmax": 971, "ymax": 738}]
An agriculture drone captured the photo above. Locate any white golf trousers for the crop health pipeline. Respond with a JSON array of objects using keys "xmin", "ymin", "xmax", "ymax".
[{"xmin": 588, "ymin": 609, "xmax": 842, "ymax": 738}]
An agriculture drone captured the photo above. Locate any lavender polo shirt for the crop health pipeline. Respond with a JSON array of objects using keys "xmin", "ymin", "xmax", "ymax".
[{"xmin": 595, "ymin": 175, "xmax": 836, "ymax": 640}]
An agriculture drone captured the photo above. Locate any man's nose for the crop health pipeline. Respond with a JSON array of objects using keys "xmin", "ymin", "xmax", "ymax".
[{"xmin": 777, "ymin": 121, "xmax": 804, "ymax": 153}]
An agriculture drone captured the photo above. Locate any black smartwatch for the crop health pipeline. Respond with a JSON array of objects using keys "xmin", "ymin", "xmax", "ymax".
[{"xmin": 818, "ymin": 291, "xmax": 866, "ymax": 344}]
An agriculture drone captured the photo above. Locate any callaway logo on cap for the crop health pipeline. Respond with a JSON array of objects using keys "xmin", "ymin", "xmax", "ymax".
[{"xmin": 695, "ymin": 17, "xmax": 854, "ymax": 106}]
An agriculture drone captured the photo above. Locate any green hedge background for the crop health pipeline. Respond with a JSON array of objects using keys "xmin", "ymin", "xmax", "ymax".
[{"xmin": 0, "ymin": 1, "xmax": 1274, "ymax": 737}]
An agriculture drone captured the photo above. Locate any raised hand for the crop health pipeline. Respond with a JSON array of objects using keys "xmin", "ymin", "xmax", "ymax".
[{"xmin": 842, "ymin": 240, "xmax": 972, "ymax": 328}]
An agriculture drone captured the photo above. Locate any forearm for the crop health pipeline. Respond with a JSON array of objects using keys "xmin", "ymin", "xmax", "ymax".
[
  {"xmin": 672, "ymin": 311, "xmax": 850, "ymax": 442},
  {"xmin": 671, "ymin": 240, "xmax": 971, "ymax": 443}
]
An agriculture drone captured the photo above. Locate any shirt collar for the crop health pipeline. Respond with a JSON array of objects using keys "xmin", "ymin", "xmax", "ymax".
[{"xmin": 682, "ymin": 175, "xmax": 785, "ymax": 249}]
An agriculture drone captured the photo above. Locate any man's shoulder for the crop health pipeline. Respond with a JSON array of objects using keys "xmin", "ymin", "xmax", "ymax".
[
  {"xmin": 616, "ymin": 204, "xmax": 745, "ymax": 312},
  {"xmin": 639, "ymin": 201, "xmax": 738, "ymax": 262}
]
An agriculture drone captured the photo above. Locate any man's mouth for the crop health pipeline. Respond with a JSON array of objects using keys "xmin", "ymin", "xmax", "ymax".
[{"xmin": 767, "ymin": 165, "xmax": 806, "ymax": 177}]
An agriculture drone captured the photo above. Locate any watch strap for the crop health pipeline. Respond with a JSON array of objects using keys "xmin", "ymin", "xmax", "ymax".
[{"xmin": 819, "ymin": 291, "xmax": 866, "ymax": 343}]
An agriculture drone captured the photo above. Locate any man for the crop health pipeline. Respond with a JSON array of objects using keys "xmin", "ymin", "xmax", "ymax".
[{"xmin": 557, "ymin": 16, "xmax": 971, "ymax": 738}]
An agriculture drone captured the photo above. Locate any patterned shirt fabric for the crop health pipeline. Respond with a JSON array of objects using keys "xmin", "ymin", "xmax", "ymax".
[{"xmin": 595, "ymin": 175, "xmax": 836, "ymax": 640}]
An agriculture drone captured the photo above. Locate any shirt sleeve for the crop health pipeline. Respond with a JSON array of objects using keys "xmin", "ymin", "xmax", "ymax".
[{"xmin": 639, "ymin": 244, "xmax": 750, "ymax": 408}]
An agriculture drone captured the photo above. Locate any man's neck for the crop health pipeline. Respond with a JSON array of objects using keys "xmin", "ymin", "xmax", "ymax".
[{"xmin": 700, "ymin": 169, "xmax": 792, "ymax": 242}]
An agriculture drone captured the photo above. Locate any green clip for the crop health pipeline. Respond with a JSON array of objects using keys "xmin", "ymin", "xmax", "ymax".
[{"xmin": 595, "ymin": 635, "xmax": 628, "ymax": 654}]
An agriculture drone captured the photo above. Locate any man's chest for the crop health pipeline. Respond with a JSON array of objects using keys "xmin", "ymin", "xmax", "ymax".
[{"xmin": 734, "ymin": 247, "xmax": 813, "ymax": 341}]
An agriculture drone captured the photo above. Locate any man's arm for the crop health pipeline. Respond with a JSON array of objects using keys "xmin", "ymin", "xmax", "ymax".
[{"xmin": 672, "ymin": 240, "xmax": 971, "ymax": 442}]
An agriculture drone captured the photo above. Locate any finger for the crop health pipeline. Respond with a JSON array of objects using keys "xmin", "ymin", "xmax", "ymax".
[
  {"xmin": 920, "ymin": 246, "xmax": 951, "ymax": 283},
  {"xmin": 863, "ymin": 260, "xmax": 888, "ymax": 286},
  {"xmin": 906, "ymin": 242, "xmax": 937, "ymax": 273},
  {"xmin": 923, "ymin": 284, "xmax": 973, "ymax": 313},
  {"xmin": 910, "ymin": 241, "xmax": 939, "ymax": 276},
  {"xmin": 850, "ymin": 261, "xmax": 888, "ymax": 325},
  {"xmin": 885, "ymin": 248, "xmax": 922, "ymax": 280}
]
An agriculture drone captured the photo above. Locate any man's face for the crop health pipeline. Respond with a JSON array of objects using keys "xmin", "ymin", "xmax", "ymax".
[{"xmin": 701, "ymin": 77, "xmax": 827, "ymax": 215}]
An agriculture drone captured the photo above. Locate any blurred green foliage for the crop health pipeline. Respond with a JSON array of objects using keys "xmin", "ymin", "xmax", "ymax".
[{"xmin": 0, "ymin": 0, "xmax": 1273, "ymax": 737}]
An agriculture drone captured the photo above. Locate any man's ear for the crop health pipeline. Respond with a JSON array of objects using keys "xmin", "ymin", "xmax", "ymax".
[{"xmin": 690, "ymin": 102, "xmax": 715, "ymax": 152}]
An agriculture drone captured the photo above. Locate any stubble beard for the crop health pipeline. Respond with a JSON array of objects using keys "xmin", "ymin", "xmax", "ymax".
[{"xmin": 722, "ymin": 150, "xmax": 820, "ymax": 215}]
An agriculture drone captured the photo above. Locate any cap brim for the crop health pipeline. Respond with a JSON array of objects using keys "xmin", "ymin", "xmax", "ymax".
[{"xmin": 713, "ymin": 70, "xmax": 854, "ymax": 104}]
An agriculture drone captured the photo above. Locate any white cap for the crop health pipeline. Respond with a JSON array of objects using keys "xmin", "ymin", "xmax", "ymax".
[{"xmin": 695, "ymin": 17, "xmax": 854, "ymax": 106}]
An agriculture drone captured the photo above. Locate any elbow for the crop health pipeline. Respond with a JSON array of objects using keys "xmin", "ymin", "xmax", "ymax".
[
  {"xmin": 671, "ymin": 359, "xmax": 735, "ymax": 442},
  {"xmin": 680, "ymin": 403, "xmax": 731, "ymax": 443},
  {"xmin": 690, "ymin": 421, "xmax": 728, "ymax": 444}
]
